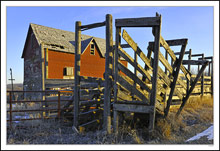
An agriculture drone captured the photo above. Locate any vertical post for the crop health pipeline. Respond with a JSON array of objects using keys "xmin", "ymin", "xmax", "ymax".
[
  {"xmin": 9, "ymin": 68, "xmax": 15, "ymax": 100},
  {"xmin": 41, "ymin": 43, "xmax": 45, "ymax": 119},
  {"xmin": 187, "ymin": 49, "xmax": 192, "ymax": 92},
  {"xmin": 74, "ymin": 21, "xmax": 81, "ymax": 128},
  {"xmin": 9, "ymin": 92, "xmax": 12, "ymax": 129},
  {"xmin": 113, "ymin": 110, "xmax": 119, "ymax": 135},
  {"xmin": 208, "ymin": 62, "xmax": 211, "ymax": 76},
  {"xmin": 211, "ymin": 58, "xmax": 213, "ymax": 95},
  {"xmin": 149, "ymin": 13, "xmax": 161, "ymax": 131},
  {"xmin": 201, "ymin": 54, "xmax": 204, "ymax": 96},
  {"xmin": 163, "ymin": 51, "xmax": 168, "ymax": 103},
  {"xmin": 58, "ymin": 91, "xmax": 61, "ymax": 119},
  {"xmin": 104, "ymin": 14, "xmax": 113, "ymax": 134},
  {"xmin": 113, "ymin": 27, "xmax": 121, "ymax": 134}
]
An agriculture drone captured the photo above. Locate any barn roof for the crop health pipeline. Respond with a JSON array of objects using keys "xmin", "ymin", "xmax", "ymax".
[{"xmin": 22, "ymin": 23, "xmax": 107, "ymax": 58}]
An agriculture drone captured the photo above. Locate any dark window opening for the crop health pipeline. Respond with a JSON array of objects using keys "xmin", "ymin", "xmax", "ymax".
[{"xmin": 90, "ymin": 43, "xmax": 95, "ymax": 55}]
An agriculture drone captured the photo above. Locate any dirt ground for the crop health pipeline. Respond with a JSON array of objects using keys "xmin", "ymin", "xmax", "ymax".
[{"xmin": 7, "ymin": 95, "xmax": 213, "ymax": 145}]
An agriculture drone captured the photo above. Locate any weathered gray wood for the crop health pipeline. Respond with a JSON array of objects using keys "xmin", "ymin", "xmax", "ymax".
[
  {"xmin": 74, "ymin": 21, "xmax": 81, "ymax": 128},
  {"xmin": 118, "ymin": 62, "xmax": 151, "ymax": 92},
  {"xmin": 142, "ymin": 46, "xmax": 152, "ymax": 84},
  {"xmin": 176, "ymin": 61, "xmax": 209, "ymax": 116},
  {"xmin": 149, "ymin": 13, "xmax": 161, "ymax": 132},
  {"xmin": 118, "ymin": 46, "xmax": 152, "ymax": 81},
  {"xmin": 182, "ymin": 60, "xmax": 208, "ymax": 65},
  {"xmin": 211, "ymin": 59, "xmax": 213, "ymax": 95},
  {"xmin": 103, "ymin": 14, "xmax": 113, "ymax": 134},
  {"xmin": 117, "ymin": 89, "xmax": 132, "ymax": 101},
  {"xmin": 191, "ymin": 53, "xmax": 203, "ymax": 57},
  {"xmin": 201, "ymin": 54, "xmax": 204, "ymax": 96},
  {"xmin": 117, "ymin": 75, "xmax": 149, "ymax": 103},
  {"xmin": 79, "ymin": 99, "xmax": 103, "ymax": 106},
  {"xmin": 174, "ymin": 50, "xmax": 190, "ymax": 55},
  {"xmin": 114, "ymin": 103, "xmax": 154, "ymax": 113},
  {"xmin": 113, "ymin": 110, "xmax": 119, "ymax": 134},
  {"xmin": 164, "ymin": 39, "xmax": 187, "ymax": 117},
  {"xmin": 121, "ymin": 44, "xmax": 131, "ymax": 48},
  {"xmin": 198, "ymin": 56, "xmax": 213, "ymax": 60},
  {"xmin": 115, "ymin": 17, "xmax": 160, "ymax": 27},
  {"xmin": 122, "ymin": 29, "xmax": 152, "ymax": 70},
  {"xmin": 114, "ymin": 27, "xmax": 121, "ymax": 133},
  {"xmin": 187, "ymin": 49, "xmax": 192, "ymax": 92},
  {"xmin": 81, "ymin": 21, "xmax": 106, "ymax": 31}
]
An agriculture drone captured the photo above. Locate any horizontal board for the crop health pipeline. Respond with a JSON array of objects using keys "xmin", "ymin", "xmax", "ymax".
[
  {"xmin": 182, "ymin": 60, "xmax": 209, "ymax": 65},
  {"xmin": 113, "ymin": 103, "xmax": 154, "ymax": 113},
  {"xmin": 81, "ymin": 21, "xmax": 106, "ymax": 31},
  {"xmin": 115, "ymin": 17, "xmax": 160, "ymax": 27}
]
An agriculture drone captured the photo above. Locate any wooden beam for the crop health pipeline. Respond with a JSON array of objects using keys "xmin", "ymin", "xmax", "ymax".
[
  {"xmin": 113, "ymin": 26, "xmax": 121, "ymax": 134},
  {"xmin": 113, "ymin": 103, "xmax": 154, "ymax": 113},
  {"xmin": 191, "ymin": 54, "xmax": 203, "ymax": 57},
  {"xmin": 104, "ymin": 14, "xmax": 113, "ymax": 134},
  {"xmin": 74, "ymin": 21, "xmax": 81, "ymax": 129},
  {"xmin": 81, "ymin": 21, "xmax": 106, "ymax": 31},
  {"xmin": 149, "ymin": 13, "xmax": 161, "ymax": 132},
  {"xmin": 174, "ymin": 50, "xmax": 190, "ymax": 55},
  {"xmin": 176, "ymin": 61, "xmax": 209, "ymax": 116},
  {"xmin": 164, "ymin": 39, "xmax": 187, "ymax": 117},
  {"xmin": 187, "ymin": 49, "xmax": 192, "ymax": 92},
  {"xmin": 122, "ymin": 29, "xmax": 152, "ymax": 70},
  {"xmin": 115, "ymin": 17, "xmax": 161, "ymax": 27},
  {"xmin": 182, "ymin": 60, "xmax": 209, "ymax": 65}
]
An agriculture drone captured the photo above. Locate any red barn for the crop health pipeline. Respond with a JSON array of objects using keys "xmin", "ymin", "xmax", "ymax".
[{"xmin": 21, "ymin": 23, "xmax": 127, "ymax": 92}]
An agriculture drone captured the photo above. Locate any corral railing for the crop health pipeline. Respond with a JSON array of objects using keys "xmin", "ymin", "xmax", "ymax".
[{"xmin": 7, "ymin": 90, "xmax": 73, "ymax": 129}]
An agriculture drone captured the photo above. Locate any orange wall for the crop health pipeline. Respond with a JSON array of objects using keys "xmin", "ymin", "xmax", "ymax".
[{"xmin": 47, "ymin": 43, "xmax": 128, "ymax": 79}]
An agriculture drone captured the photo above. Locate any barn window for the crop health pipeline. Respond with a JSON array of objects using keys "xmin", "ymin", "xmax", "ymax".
[
  {"xmin": 90, "ymin": 43, "xmax": 95, "ymax": 55},
  {"xmin": 63, "ymin": 67, "xmax": 73, "ymax": 76}
]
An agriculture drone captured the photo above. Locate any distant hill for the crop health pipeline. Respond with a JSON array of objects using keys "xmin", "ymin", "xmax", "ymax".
[{"xmin": 7, "ymin": 83, "xmax": 23, "ymax": 91}]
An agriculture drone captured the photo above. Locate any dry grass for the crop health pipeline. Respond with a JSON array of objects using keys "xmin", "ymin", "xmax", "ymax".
[{"xmin": 155, "ymin": 95, "xmax": 213, "ymax": 142}]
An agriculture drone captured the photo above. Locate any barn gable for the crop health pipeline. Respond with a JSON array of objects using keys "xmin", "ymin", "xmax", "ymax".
[{"xmin": 21, "ymin": 23, "xmax": 107, "ymax": 58}]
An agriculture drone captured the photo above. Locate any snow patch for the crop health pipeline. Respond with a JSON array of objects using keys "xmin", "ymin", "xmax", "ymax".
[{"xmin": 186, "ymin": 125, "xmax": 213, "ymax": 142}]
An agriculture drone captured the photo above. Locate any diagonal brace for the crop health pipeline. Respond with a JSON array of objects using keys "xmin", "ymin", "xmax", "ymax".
[{"xmin": 176, "ymin": 61, "xmax": 209, "ymax": 116}]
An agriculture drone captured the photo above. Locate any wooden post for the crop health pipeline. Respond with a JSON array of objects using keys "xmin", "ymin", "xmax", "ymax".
[
  {"xmin": 149, "ymin": 13, "xmax": 161, "ymax": 132},
  {"xmin": 9, "ymin": 91, "xmax": 12, "ymax": 129},
  {"xmin": 58, "ymin": 91, "xmax": 61, "ymax": 119},
  {"xmin": 201, "ymin": 54, "xmax": 204, "ymax": 96},
  {"xmin": 104, "ymin": 14, "xmax": 113, "ymax": 134},
  {"xmin": 176, "ymin": 61, "xmax": 209, "ymax": 116},
  {"xmin": 208, "ymin": 62, "xmax": 211, "ymax": 76},
  {"xmin": 211, "ymin": 58, "xmax": 213, "ymax": 95},
  {"xmin": 74, "ymin": 21, "xmax": 81, "ymax": 128},
  {"xmin": 113, "ymin": 110, "xmax": 119, "ymax": 135},
  {"xmin": 113, "ymin": 27, "xmax": 121, "ymax": 134},
  {"xmin": 187, "ymin": 49, "xmax": 192, "ymax": 92},
  {"xmin": 41, "ymin": 43, "xmax": 45, "ymax": 119},
  {"xmin": 164, "ymin": 40, "xmax": 187, "ymax": 117}
]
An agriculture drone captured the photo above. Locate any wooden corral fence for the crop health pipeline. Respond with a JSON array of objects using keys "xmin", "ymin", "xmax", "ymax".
[{"xmin": 7, "ymin": 13, "xmax": 213, "ymax": 136}]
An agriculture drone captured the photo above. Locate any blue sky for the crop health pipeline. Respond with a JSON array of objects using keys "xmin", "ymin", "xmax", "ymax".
[{"xmin": 6, "ymin": 6, "xmax": 214, "ymax": 84}]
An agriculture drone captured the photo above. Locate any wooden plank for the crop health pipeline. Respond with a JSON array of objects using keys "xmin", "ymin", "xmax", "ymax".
[
  {"xmin": 191, "ymin": 54, "xmax": 203, "ymax": 57},
  {"xmin": 114, "ymin": 27, "xmax": 121, "ymax": 135},
  {"xmin": 182, "ymin": 60, "xmax": 209, "ymax": 65},
  {"xmin": 162, "ymin": 39, "xmax": 188, "ymax": 47},
  {"xmin": 115, "ymin": 17, "xmax": 160, "ymax": 27},
  {"xmin": 114, "ymin": 103, "xmax": 154, "ymax": 113},
  {"xmin": 187, "ymin": 49, "xmax": 192, "ymax": 92},
  {"xmin": 79, "ymin": 99, "xmax": 103, "ymax": 106},
  {"xmin": 121, "ymin": 44, "xmax": 131, "ymax": 48},
  {"xmin": 118, "ymin": 46, "xmax": 152, "ymax": 81},
  {"xmin": 149, "ymin": 14, "xmax": 161, "ymax": 131},
  {"xmin": 80, "ymin": 76, "xmax": 104, "ymax": 83},
  {"xmin": 104, "ymin": 14, "xmax": 113, "ymax": 134},
  {"xmin": 74, "ymin": 21, "xmax": 81, "ymax": 128},
  {"xmin": 158, "ymin": 51, "xmax": 173, "ymax": 73},
  {"xmin": 118, "ymin": 62, "xmax": 151, "ymax": 92},
  {"xmin": 117, "ymin": 89, "xmax": 132, "ymax": 101},
  {"xmin": 81, "ymin": 21, "xmax": 106, "ymax": 31},
  {"xmin": 122, "ymin": 29, "xmax": 152, "ymax": 70},
  {"xmin": 176, "ymin": 61, "xmax": 209, "ymax": 116},
  {"xmin": 117, "ymin": 75, "xmax": 149, "ymax": 103},
  {"xmin": 164, "ymin": 40, "xmax": 187, "ymax": 117},
  {"xmin": 174, "ymin": 50, "xmax": 190, "ymax": 55}
]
